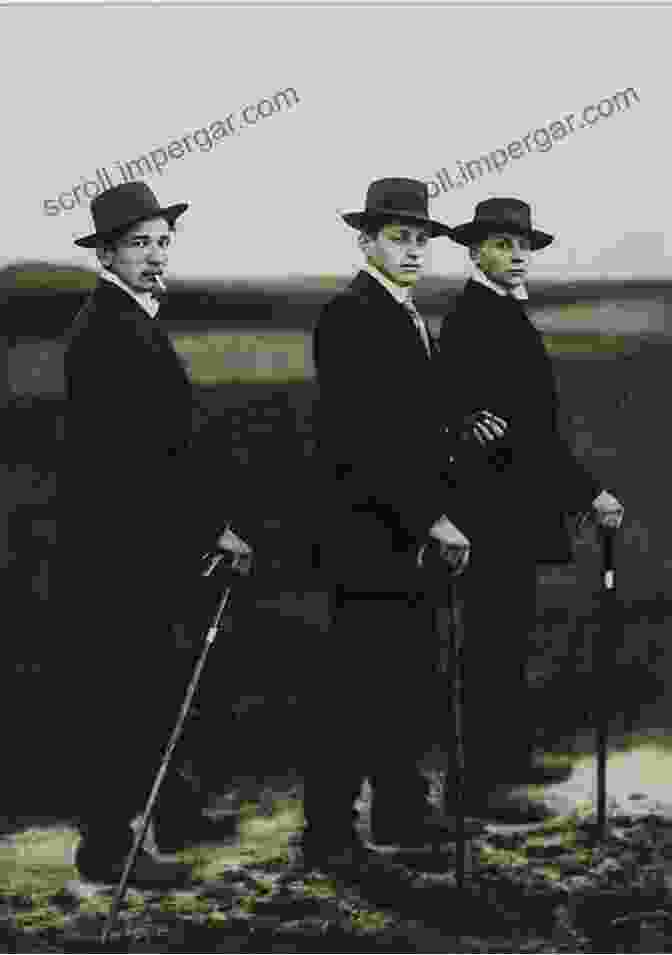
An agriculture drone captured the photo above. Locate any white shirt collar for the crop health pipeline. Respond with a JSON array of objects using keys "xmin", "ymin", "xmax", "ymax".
[
  {"xmin": 99, "ymin": 269, "xmax": 160, "ymax": 319},
  {"xmin": 364, "ymin": 261, "xmax": 415, "ymax": 306},
  {"xmin": 471, "ymin": 264, "xmax": 528, "ymax": 301}
]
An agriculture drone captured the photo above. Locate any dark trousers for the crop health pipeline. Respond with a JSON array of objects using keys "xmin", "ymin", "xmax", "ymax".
[
  {"xmin": 61, "ymin": 576, "xmax": 210, "ymax": 861},
  {"xmin": 455, "ymin": 543, "xmax": 538, "ymax": 789},
  {"xmin": 303, "ymin": 547, "xmax": 539, "ymax": 839},
  {"xmin": 302, "ymin": 590, "xmax": 444, "ymax": 841}
]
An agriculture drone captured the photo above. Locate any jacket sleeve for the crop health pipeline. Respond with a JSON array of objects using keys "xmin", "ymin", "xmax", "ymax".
[
  {"xmin": 547, "ymin": 409, "xmax": 603, "ymax": 515},
  {"xmin": 314, "ymin": 298, "xmax": 454, "ymax": 541},
  {"xmin": 439, "ymin": 306, "xmax": 602, "ymax": 514},
  {"xmin": 63, "ymin": 318, "xmax": 225, "ymax": 562},
  {"xmin": 524, "ymin": 326, "xmax": 603, "ymax": 514}
]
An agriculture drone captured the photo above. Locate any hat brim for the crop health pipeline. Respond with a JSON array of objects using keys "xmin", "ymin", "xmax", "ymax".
[
  {"xmin": 342, "ymin": 210, "xmax": 454, "ymax": 238},
  {"xmin": 446, "ymin": 221, "xmax": 554, "ymax": 250},
  {"xmin": 74, "ymin": 202, "xmax": 189, "ymax": 248}
]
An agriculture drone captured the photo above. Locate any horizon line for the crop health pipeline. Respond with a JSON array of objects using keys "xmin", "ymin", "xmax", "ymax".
[{"xmin": 2, "ymin": 259, "xmax": 671, "ymax": 284}]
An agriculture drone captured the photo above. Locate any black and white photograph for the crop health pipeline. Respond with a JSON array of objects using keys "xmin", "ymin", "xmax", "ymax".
[{"xmin": 1, "ymin": 1, "xmax": 670, "ymax": 950}]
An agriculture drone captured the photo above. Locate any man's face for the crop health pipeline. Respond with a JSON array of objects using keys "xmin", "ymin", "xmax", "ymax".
[
  {"xmin": 471, "ymin": 232, "xmax": 532, "ymax": 290},
  {"xmin": 361, "ymin": 220, "xmax": 431, "ymax": 287},
  {"xmin": 98, "ymin": 217, "xmax": 173, "ymax": 293}
]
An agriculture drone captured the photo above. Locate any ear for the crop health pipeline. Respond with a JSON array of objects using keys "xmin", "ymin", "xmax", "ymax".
[
  {"xmin": 95, "ymin": 243, "xmax": 115, "ymax": 268},
  {"xmin": 358, "ymin": 231, "xmax": 374, "ymax": 255}
]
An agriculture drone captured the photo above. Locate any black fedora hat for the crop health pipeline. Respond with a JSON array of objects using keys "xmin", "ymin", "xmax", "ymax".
[
  {"xmin": 74, "ymin": 182, "xmax": 189, "ymax": 248},
  {"xmin": 447, "ymin": 197, "xmax": 554, "ymax": 250},
  {"xmin": 342, "ymin": 178, "xmax": 453, "ymax": 238}
]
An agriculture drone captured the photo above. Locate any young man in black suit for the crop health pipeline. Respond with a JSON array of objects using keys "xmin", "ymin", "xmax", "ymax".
[
  {"xmin": 61, "ymin": 183, "xmax": 251, "ymax": 886},
  {"xmin": 303, "ymin": 178, "xmax": 479, "ymax": 870},
  {"xmin": 439, "ymin": 197, "xmax": 624, "ymax": 820}
]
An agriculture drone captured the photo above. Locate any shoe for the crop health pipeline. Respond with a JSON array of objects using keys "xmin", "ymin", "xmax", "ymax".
[
  {"xmin": 369, "ymin": 810, "xmax": 486, "ymax": 848},
  {"xmin": 464, "ymin": 790, "xmax": 558, "ymax": 824},
  {"xmin": 75, "ymin": 843, "xmax": 192, "ymax": 888},
  {"xmin": 153, "ymin": 812, "xmax": 239, "ymax": 852}
]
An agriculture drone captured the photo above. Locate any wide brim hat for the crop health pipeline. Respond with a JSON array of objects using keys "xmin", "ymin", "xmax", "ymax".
[
  {"xmin": 447, "ymin": 197, "xmax": 554, "ymax": 250},
  {"xmin": 342, "ymin": 177, "xmax": 453, "ymax": 238},
  {"xmin": 74, "ymin": 182, "xmax": 188, "ymax": 248}
]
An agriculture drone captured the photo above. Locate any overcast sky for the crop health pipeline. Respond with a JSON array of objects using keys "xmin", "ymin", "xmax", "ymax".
[{"xmin": 2, "ymin": 2, "xmax": 669, "ymax": 279}]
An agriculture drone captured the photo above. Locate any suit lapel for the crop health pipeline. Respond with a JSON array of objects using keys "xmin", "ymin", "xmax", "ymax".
[
  {"xmin": 349, "ymin": 271, "xmax": 434, "ymax": 362},
  {"xmin": 73, "ymin": 281, "xmax": 190, "ymax": 387}
]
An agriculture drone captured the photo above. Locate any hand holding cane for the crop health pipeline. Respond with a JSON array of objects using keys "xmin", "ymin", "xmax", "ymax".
[{"xmin": 101, "ymin": 528, "xmax": 252, "ymax": 945}]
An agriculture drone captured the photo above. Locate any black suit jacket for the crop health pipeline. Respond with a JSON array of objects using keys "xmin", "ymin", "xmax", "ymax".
[
  {"xmin": 313, "ymin": 270, "xmax": 456, "ymax": 593},
  {"xmin": 59, "ymin": 280, "xmax": 215, "ymax": 620},
  {"xmin": 439, "ymin": 279, "xmax": 601, "ymax": 564}
]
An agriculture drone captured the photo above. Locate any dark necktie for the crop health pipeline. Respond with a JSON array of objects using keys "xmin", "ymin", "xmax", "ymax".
[{"xmin": 403, "ymin": 298, "xmax": 432, "ymax": 356}]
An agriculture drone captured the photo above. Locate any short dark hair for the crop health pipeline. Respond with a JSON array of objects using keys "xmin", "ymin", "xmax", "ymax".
[
  {"xmin": 358, "ymin": 216, "xmax": 387, "ymax": 240},
  {"xmin": 359, "ymin": 216, "xmax": 428, "ymax": 240},
  {"xmin": 97, "ymin": 218, "xmax": 177, "ymax": 252}
]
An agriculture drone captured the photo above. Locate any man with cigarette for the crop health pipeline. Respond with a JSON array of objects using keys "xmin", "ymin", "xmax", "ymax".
[
  {"xmin": 61, "ymin": 182, "xmax": 251, "ymax": 886},
  {"xmin": 439, "ymin": 197, "xmax": 624, "ymax": 820}
]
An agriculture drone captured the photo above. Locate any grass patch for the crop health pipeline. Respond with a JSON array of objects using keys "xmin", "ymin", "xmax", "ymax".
[
  {"xmin": 302, "ymin": 878, "xmax": 338, "ymax": 899},
  {"xmin": 0, "ymin": 826, "xmax": 78, "ymax": 896},
  {"xmin": 542, "ymin": 332, "xmax": 633, "ymax": 355},
  {"xmin": 4, "ymin": 794, "xmax": 672, "ymax": 952},
  {"xmin": 13, "ymin": 270, "xmax": 97, "ymax": 291},
  {"xmin": 170, "ymin": 331, "xmax": 312, "ymax": 384},
  {"xmin": 188, "ymin": 798, "xmax": 302, "ymax": 882},
  {"xmin": 349, "ymin": 907, "xmax": 394, "ymax": 933},
  {"xmin": 171, "ymin": 328, "xmax": 633, "ymax": 384},
  {"xmin": 551, "ymin": 303, "xmax": 597, "ymax": 323},
  {"xmin": 158, "ymin": 893, "xmax": 211, "ymax": 915},
  {"xmin": 480, "ymin": 845, "xmax": 529, "ymax": 867}
]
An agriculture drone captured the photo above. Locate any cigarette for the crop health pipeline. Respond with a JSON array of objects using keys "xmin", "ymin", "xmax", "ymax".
[{"xmin": 154, "ymin": 275, "xmax": 166, "ymax": 293}]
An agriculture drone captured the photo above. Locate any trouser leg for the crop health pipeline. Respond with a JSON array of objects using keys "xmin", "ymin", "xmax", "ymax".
[
  {"xmin": 456, "ymin": 554, "xmax": 538, "ymax": 790},
  {"xmin": 300, "ymin": 592, "xmax": 372, "ymax": 844},
  {"xmin": 61, "ymin": 502, "xmax": 220, "ymax": 863},
  {"xmin": 366, "ymin": 595, "xmax": 440, "ymax": 820},
  {"xmin": 302, "ymin": 591, "xmax": 439, "ymax": 842},
  {"xmin": 71, "ymin": 606, "xmax": 204, "ymax": 858}
]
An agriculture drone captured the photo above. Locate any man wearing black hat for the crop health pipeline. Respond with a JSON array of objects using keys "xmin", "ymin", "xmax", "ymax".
[
  {"xmin": 439, "ymin": 197, "xmax": 624, "ymax": 820},
  {"xmin": 61, "ymin": 183, "xmax": 251, "ymax": 885},
  {"xmin": 302, "ymin": 178, "xmax": 482, "ymax": 869}
]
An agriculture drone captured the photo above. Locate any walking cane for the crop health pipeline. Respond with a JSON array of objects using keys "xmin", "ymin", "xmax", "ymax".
[
  {"xmin": 447, "ymin": 577, "xmax": 467, "ymax": 891},
  {"xmin": 429, "ymin": 551, "xmax": 468, "ymax": 891},
  {"xmin": 101, "ymin": 544, "xmax": 249, "ymax": 945},
  {"xmin": 595, "ymin": 524, "xmax": 617, "ymax": 839}
]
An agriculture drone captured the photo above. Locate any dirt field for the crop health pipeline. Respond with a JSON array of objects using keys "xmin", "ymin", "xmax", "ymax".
[{"xmin": 3, "ymin": 283, "xmax": 672, "ymax": 950}]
